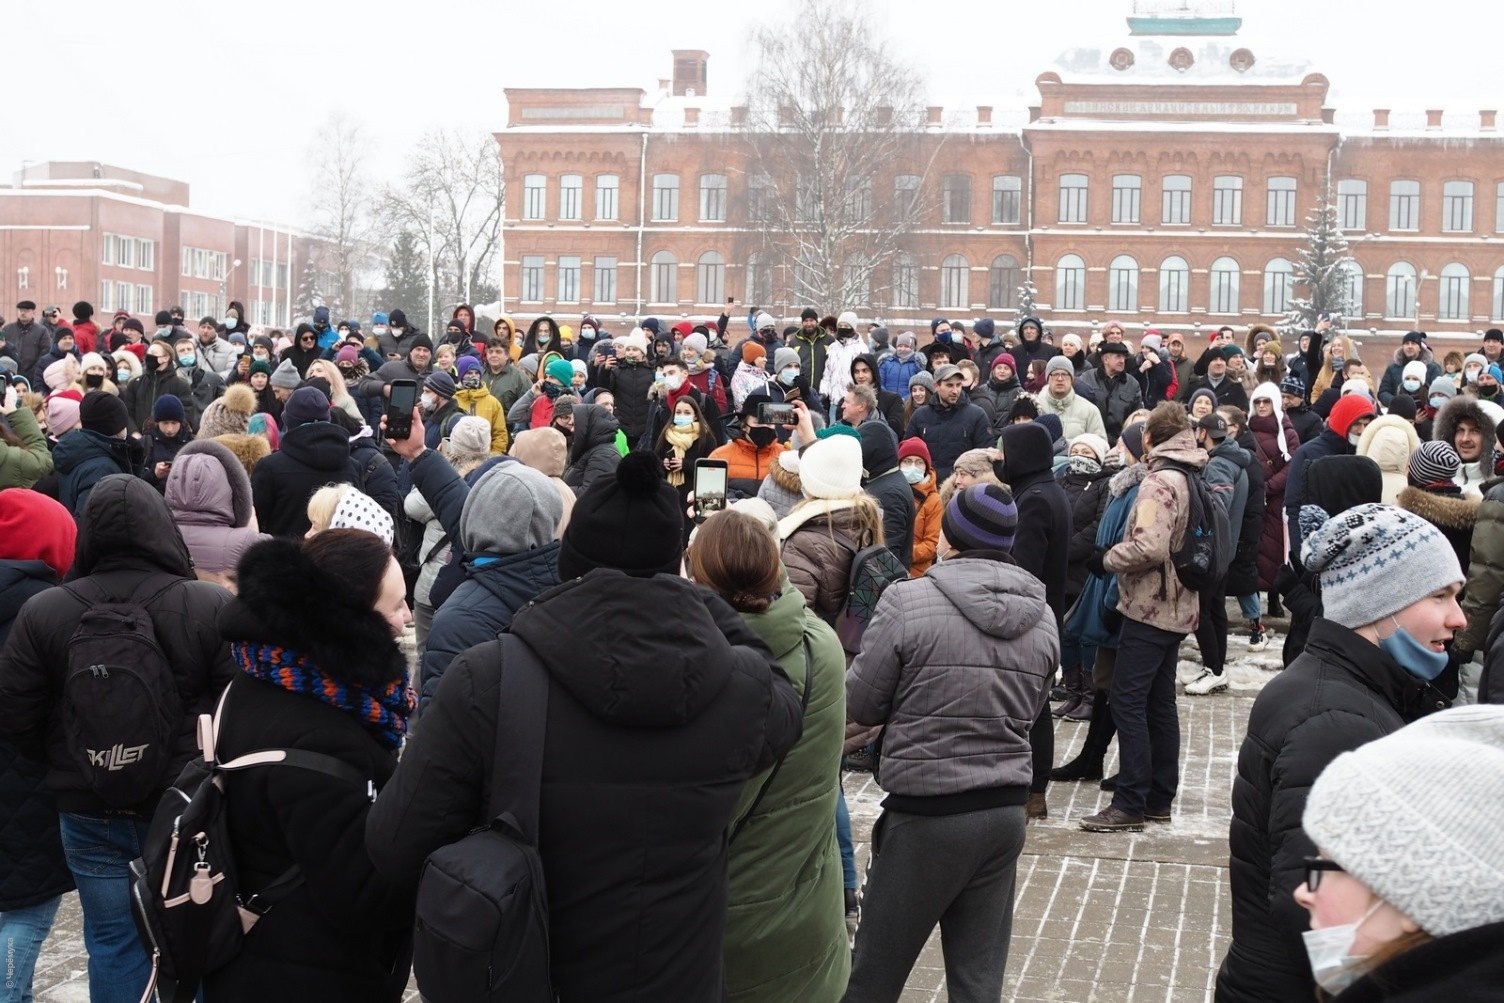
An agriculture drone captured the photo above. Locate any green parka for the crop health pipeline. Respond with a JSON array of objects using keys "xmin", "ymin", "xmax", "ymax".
[{"xmin": 0, "ymin": 407, "xmax": 54, "ymax": 489}]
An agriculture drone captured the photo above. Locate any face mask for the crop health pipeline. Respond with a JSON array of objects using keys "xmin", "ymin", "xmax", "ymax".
[
  {"xmin": 779, "ymin": 367, "xmax": 799, "ymax": 386},
  {"xmin": 663, "ymin": 374, "xmax": 684, "ymax": 392},
  {"xmin": 1482, "ymin": 385, "xmax": 1500, "ymax": 399},
  {"xmin": 144, "ymin": 354, "xmax": 162, "ymax": 373},
  {"xmin": 580, "ymin": 327, "xmax": 596, "ymax": 340},
  {"xmin": 222, "ymin": 316, "xmax": 237, "ymax": 329},
  {"xmin": 338, "ymin": 366, "xmax": 356, "ymax": 380},
  {"xmin": 373, "ymin": 325, "xmax": 389, "ymax": 338},
  {"xmin": 1348, "ymin": 430, "xmax": 1364, "ymax": 447},
  {"xmin": 460, "ymin": 372, "xmax": 482, "ymax": 389},
  {"xmin": 232, "ymin": 343, "xmax": 245, "ymax": 355},
  {"xmin": 1378, "ymin": 616, "xmax": 1449, "ymax": 680},
  {"xmin": 1402, "ymin": 379, "xmax": 1421, "ymax": 392},
  {"xmin": 541, "ymin": 381, "xmax": 565, "ymax": 399},
  {"xmin": 85, "ymin": 372, "xmax": 105, "ymax": 388},
  {"xmin": 1302, "ymin": 901, "xmax": 1382, "ymax": 996},
  {"xmin": 156, "ymin": 327, "xmax": 173, "ymax": 339},
  {"xmin": 672, "ymin": 414, "xmax": 694, "ymax": 428},
  {"xmin": 936, "ymin": 330, "xmax": 952, "ymax": 343},
  {"xmin": 536, "ymin": 332, "xmax": 551, "ymax": 346},
  {"xmin": 1466, "ymin": 368, "xmax": 1482, "ymax": 383},
  {"xmin": 177, "ymin": 354, "xmax": 196, "ymax": 369},
  {"xmin": 748, "ymin": 426, "xmax": 777, "ymax": 449},
  {"xmin": 901, "ymin": 466, "xmax": 925, "ymax": 485},
  {"xmin": 896, "ymin": 347, "xmax": 913, "ymax": 359},
  {"xmin": 420, "ymin": 394, "xmax": 438, "ymax": 413},
  {"xmin": 117, "ymin": 368, "xmax": 131, "ymax": 383},
  {"xmin": 1067, "ymin": 455, "xmax": 1102, "ymax": 476},
  {"xmin": 1430, "ymin": 396, "xmax": 1448, "ymax": 409},
  {"xmin": 1103, "ymin": 451, "xmax": 1127, "ymax": 470},
  {"xmin": 837, "ymin": 328, "xmax": 855, "ymax": 341},
  {"xmin": 254, "ymin": 352, "xmax": 269, "ymax": 363}
]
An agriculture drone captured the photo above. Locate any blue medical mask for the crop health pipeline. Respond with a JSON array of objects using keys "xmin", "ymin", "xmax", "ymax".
[
  {"xmin": 177, "ymin": 353, "xmax": 196, "ymax": 369},
  {"xmin": 901, "ymin": 466, "xmax": 925, "ymax": 485},
  {"xmin": 1402, "ymin": 378, "xmax": 1420, "ymax": 392},
  {"xmin": 779, "ymin": 367, "xmax": 799, "ymax": 386},
  {"xmin": 936, "ymin": 330, "xmax": 952, "ymax": 343},
  {"xmin": 1429, "ymin": 395, "xmax": 1448, "ymax": 409},
  {"xmin": 1378, "ymin": 616, "xmax": 1449, "ymax": 681},
  {"xmin": 117, "ymin": 367, "xmax": 131, "ymax": 383},
  {"xmin": 672, "ymin": 414, "xmax": 694, "ymax": 428}
]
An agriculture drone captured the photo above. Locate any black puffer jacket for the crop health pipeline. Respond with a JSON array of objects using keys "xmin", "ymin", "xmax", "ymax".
[
  {"xmin": 562, "ymin": 403, "xmax": 622, "ymax": 496},
  {"xmin": 1000, "ymin": 423, "xmax": 1071, "ymax": 620},
  {"xmin": 250, "ymin": 421, "xmax": 361, "ymax": 537},
  {"xmin": 204, "ymin": 540, "xmax": 414, "ymax": 1002},
  {"xmin": 1059, "ymin": 463, "xmax": 1111, "ymax": 599},
  {"xmin": 366, "ymin": 570, "xmax": 803, "ymax": 1003},
  {"xmin": 0, "ymin": 560, "xmax": 74, "ymax": 911},
  {"xmin": 0, "ymin": 475, "xmax": 234, "ymax": 814},
  {"xmin": 859, "ymin": 423, "xmax": 915, "ymax": 570},
  {"xmin": 1223, "ymin": 429, "xmax": 1267, "ymax": 599},
  {"xmin": 1217, "ymin": 618, "xmax": 1450, "ymax": 1003},
  {"xmin": 1333, "ymin": 919, "xmax": 1504, "ymax": 1003},
  {"xmin": 602, "ymin": 358, "xmax": 656, "ymax": 442}
]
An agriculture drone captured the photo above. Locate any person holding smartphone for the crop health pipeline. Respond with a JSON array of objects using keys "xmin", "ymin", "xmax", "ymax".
[{"xmin": 709, "ymin": 393, "xmax": 788, "ymax": 497}]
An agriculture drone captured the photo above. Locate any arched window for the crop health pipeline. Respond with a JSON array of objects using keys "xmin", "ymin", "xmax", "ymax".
[
  {"xmin": 746, "ymin": 253, "xmax": 772, "ymax": 306},
  {"xmin": 1055, "ymin": 253, "xmax": 1085, "ymax": 311},
  {"xmin": 1263, "ymin": 257, "xmax": 1294, "ymax": 315},
  {"xmin": 1108, "ymin": 254, "xmax": 1138, "ymax": 312},
  {"xmin": 650, "ymin": 250, "xmax": 677, "ymax": 304},
  {"xmin": 940, "ymin": 254, "xmax": 969, "ymax": 309},
  {"xmin": 1158, "ymin": 255, "xmax": 1189, "ymax": 313},
  {"xmin": 1340, "ymin": 260, "xmax": 1365, "ymax": 318},
  {"xmin": 988, "ymin": 255, "xmax": 1020, "ymax": 309},
  {"xmin": 892, "ymin": 253, "xmax": 918, "ymax": 309},
  {"xmin": 1386, "ymin": 262, "xmax": 1417, "ymax": 318},
  {"xmin": 1439, "ymin": 262, "xmax": 1470, "ymax": 320},
  {"xmin": 695, "ymin": 251, "xmax": 724, "ymax": 304},
  {"xmin": 1493, "ymin": 266, "xmax": 1504, "ymax": 322},
  {"xmin": 1210, "ymin": 256, "xmax": 1240, "ymax": 314}
]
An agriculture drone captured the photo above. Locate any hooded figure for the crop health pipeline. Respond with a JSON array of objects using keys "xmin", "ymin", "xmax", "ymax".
[
  {"xmin": 858, "ymin": 422, "xmax": 914, "ymax": 569},
  {"xmin": 562, "ymin": 403, "xmax": 623, "ymax": 497},
  {"xmin": 164, "ymin": 439, "xmax": 271, "ymax": 589},
  {"xmin": 1355, "ymin": 414, "xmax": 1421, "ymax": 506},
  {"xmin": 1434, "ymin": 394, "xmax": 1498, "ymax": 498},
  {"xmin": 1010, "ymin": 316, "xmax": 1059, "ymax": 371},
  {"xmin": 250, "ymin": 389, "xmax": 363, "ymax": 537}
]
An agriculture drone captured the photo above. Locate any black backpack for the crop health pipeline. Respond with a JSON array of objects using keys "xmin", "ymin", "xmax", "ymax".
[
  {"xmin": 1161, "ymin": 461, "xmax": 1226, "ymax": 593},
  {"xmin": 61, "ymin": 579, "xmax": 182, "ymax": 808},
  {"xmin": 411, "ymin": 633, "xmax": 554, "ymax": 1002},
  {"xmin": 832, "ymin": 536, "xmax": 910, "ymax": 656},
  {"xmin": 129, "ymin": 684, "xmax": 373, "ymax": 1002}
]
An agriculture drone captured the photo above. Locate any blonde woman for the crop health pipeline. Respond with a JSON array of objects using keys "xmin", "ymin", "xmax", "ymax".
[
  {"xmin": 305, "ymin": 483, "xmax": 394, "ymax": 545},
  {"xmin": 307, "ymin": 358, "xmax": 363, "ymax": 424},
  {"xmin": 1310, "ymin": 334, "xmax": 1359, "ymax": 402}
]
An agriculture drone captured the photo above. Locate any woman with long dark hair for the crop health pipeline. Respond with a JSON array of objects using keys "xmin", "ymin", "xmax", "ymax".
[
  {"xmin": 655, "ymin": 394, "xmax": 718, "ymax": 540},
  {"xmin": 520, "ymin": 315, "xmax": 560, "ymax": 356}
]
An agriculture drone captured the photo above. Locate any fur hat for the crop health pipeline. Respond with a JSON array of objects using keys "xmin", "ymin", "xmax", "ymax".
[
  {"xmin": 211, "ymin": 433, "xmax": 271, "ymax": 475},
  {"xmin": 196, "ymin": 383, "xmax": 257, "ymax": 439}
]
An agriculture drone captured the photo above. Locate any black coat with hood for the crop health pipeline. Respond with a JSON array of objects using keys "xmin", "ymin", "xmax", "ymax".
[
  {"xmin": 1059, "ymin": 462, "xmax": 1111, "ymax": 600},
  {"xmin": 1010, "ymin": 317, "xmax": 1059, "ymax": 371},
  {"xmin": 1222, "ymin": 430, "xmax": 1267, "ymax": 599},
  {"xmin": 1217, "ymin": 618, "xmax": 1450, "ymax": 1003},
  {"xmin": 365, "ymin": 570, "xmax": 803, "ymax": 1003},
  {"xmin": 858, "ymin": 423, "xmax": 915, "ymax": 570},
  {"xmin": 999, "ymin": 423, "xmax": 1071, "ymax": 620},
  {"xmin": 250, "ymin": 421, "xmax": 362, "ymax": 538},
  {"xmin": 0, "ymin": 475, "xmax": 234, "ymax": 814},
  {"xmin": 203, "ymin": 539, "xmax": 414, "ymax": 1002},
  {"xmin": 601, "ymin": 357, "xmax": 657, "ymax": 442},
  {"xmin": 562, "ymin": 403, "xmax": 623, "ymax": 496},
  {"xmin": 850, "ymin": 353, "xmax": 906, "ymax": 441},
  {"xmin": 52, "ymin": 427, "xmax": 145, "ymax": 518}
]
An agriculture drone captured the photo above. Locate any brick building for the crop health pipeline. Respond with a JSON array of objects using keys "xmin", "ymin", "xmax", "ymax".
[
  {"xmin": 494, "ymin": 9, "xmax": 1504, "ymax": 361},
  {"xmin": 0, "ymin": 162, "xmax": 329, "ymax": 328}
]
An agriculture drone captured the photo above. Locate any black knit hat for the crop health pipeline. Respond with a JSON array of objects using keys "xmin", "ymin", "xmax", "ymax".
[
  {"xmin": 558, "ymin": 451, "xmax": 684, "ymax": 580},
  {"xmin": 79, "ymin": 390, "xmax": 129, "ymax": 436}
]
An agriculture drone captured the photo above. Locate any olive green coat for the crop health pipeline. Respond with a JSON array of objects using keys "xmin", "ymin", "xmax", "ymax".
[{"xmin": 0, "ymin": 407, "xmax": 53, "ymax": 489}]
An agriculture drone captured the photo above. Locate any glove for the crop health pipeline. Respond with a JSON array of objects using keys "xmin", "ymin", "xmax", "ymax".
[{"xmin": 1086, "ymin": 546, "xmax": 1109, "ymax": 577}]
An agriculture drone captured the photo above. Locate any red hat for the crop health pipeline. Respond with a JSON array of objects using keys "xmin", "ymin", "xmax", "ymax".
[
  {"xmin": 898, "ymin": 437, "xmax": 933, "ymax": 470},
  {"xmin": 0, "ymin": 490, "xmax": 77, "ymax": 578},
  {"xmin": 671, "ymin": 320, "xmax": 694, "ymax": 338},
  {"xmin": 1327, "ymin": 394, "xmax": 1376, "ymax": 438},
  {"xmin": 990, "ymin": 353, "xmax": 1017, "ymax": 374}
]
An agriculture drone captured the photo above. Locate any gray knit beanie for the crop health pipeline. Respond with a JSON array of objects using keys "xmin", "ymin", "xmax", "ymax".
[
  {"xmin": 1303, "ymin": 704, "xmax": 1504, "ymax": 937},
  {"xmin": 270, "ymin": 358, "xmax": 301, "ymax": 390},
  {"xmin": 459, "ymin": 461, "xmax": 562, "ymax": 556},
  {"xmin": 773, "ymin": 347, "xmax": 800, "ymax": 372},
  {"xmin": 1045, "ymin": 355, "xmax": 1075, "ymax": 379},
  {"xmin": 1299, "ymin": 502, "xmax": 1463, "ymax": 628}
]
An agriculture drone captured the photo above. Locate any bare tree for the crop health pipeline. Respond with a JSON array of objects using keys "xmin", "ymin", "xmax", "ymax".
[
  {"xmin": 307, "ymin": 114, "xmax": 376, "ymax": 317},
  {"xmin": 737, "ymin": 0, "xmax": 941, "ymax": 313}
]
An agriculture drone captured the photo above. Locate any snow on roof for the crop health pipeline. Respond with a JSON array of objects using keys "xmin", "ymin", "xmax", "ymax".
[{"xmin": 1050, "ymin": 35, "xmax": 1315, "ymax": 87}]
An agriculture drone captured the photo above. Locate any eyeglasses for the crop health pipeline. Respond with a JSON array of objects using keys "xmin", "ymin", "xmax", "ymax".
[{"xmin": 1303, "ymin": 857, "xmax": 1345, "ymax": 893}]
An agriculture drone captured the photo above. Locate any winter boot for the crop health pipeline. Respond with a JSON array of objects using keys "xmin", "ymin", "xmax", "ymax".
[
  {"xmin": 1051, "ymin": 689, "xmax": 1112, "ymax": 780},
  {"xmin": 1026, "ymin": 791, "xmax": 1048, "ymax": 821},
  {"xmin": 1052, "ymin": 666, "xmax": 1083, "ymax": 717},
  {"xmin": 1064, "ymin": 686, "xmax": 1095, "ymax": 721}
]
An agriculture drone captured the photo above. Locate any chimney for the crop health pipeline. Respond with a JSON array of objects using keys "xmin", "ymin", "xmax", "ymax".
[
  {"xmin": 671, "ymin": 50, "xmax": 708, "ymax": 97},
  {"xmin": 1482, "ymin": 109, "xmax": 1498, "ymax": 131},
  {"xmin": 977, "ymin": 105, "xmax": 993, "ymax": 127},
  {"xmin": 683, "ymin": 107, "xmax": 699, "ymax": 127},
  {"xmin": 1426, "ymin": 109, "xmax": 1444, "ymax": 130},
  {"xmin": 1373, "ymin": 108, "xmax": 1390, "ymax": 129},
  {"xmin": 730, "ymin": 105, "xmax": 747, "ymax": 127},
  {"xmin": 927, "ymin": 105, "xmax": 943, "ymax": 127}
]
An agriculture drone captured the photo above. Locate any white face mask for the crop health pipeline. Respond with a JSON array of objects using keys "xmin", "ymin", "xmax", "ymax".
[
  {"xmin": 1348, "ymin": 429, "xmax": 1364, "ymax": 447},
  {"xmin": 1301, "ymin": 902, "xmax": 1382, "ymax": 996},
  {"xmin": 663, "ymin": 373, "xmax": 685, "ymax": 392}
]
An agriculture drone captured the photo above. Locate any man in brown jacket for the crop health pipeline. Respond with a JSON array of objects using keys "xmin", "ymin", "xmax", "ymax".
[{"xmin": 1079, "ymin": 401, "xmax": 1206, "ymax": 832}]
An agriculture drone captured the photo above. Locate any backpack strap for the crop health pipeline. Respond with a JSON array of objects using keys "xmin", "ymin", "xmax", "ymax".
[
  {"xmin": 729, "ymin": 637, "xmax": 813, "ymax": 845},
  {"xmin": 489, "ymin": 633, "xmax": 550, "ymax": 845}
]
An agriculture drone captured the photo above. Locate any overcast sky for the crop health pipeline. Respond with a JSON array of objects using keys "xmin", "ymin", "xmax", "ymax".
[{"xmin": 4, "ymin": 0, "xmax": 1495, "ymax": 226}]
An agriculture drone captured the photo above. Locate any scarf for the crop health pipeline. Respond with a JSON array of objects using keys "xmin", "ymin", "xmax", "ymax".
[
  {"xmin": 232, "ymin": 641, "xmax": 414, "ymax": 750},
  {"xmin": 1067, "ymin": 455, "xmax": 1102, "ymax": 476},
  {"xmin": 664, "ymin": 423, "xmax": 700, "ymax": 487}
]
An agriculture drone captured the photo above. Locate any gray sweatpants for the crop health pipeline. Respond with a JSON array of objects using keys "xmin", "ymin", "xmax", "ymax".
[{"xmin": 843, "ymin": 804, "xmax": 1026, "ymax": 1003}]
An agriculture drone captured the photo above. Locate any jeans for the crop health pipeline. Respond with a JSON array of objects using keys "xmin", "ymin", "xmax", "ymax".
[
  {"xmin": 1061, "ymin": 630, "xmax": 1098, "ymax": 677},
  {"xmin": 58, "ymin": 812, "xmax": 152, "ymax": 1003},
  {"xmin": 836, "ymin": 790, "xmax": 857, "ymax": 892},
  {"xmin": 1193, "ymin": 578, "xmax": 1229, "ymax": 675},
  {"xmin": 1, "ymin": 896, "xmax": 61, "ymax": 1003},
  {"xmin": 1109, "ymin": 619, "xmax": 1183, "ymax": 817},
  {"xmin": 1237, "ymin": 593, "xmax": 1262, "ymax": 622}
]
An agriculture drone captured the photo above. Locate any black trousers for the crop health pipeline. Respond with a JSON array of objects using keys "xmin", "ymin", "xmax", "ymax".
[{"xmin": 1193, "ymin": 577, "xmax": 1228, "ymax": 675}]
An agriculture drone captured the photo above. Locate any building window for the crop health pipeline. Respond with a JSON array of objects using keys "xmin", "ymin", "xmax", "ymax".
[
  {"xmin": 1159, "ymin": 255, "xmax": 1189, "ymax": 313},
  {"xmin": 1340, "ymin": 260, "xmax": 1364, "ymax": 317},
  {"xmin": 595, "ymin": 175, "xmax": 619, "ymax": 221},
  {"xmin": 892, "ymin": 252, "xmax": 918, "ymax": 309},
  {"xmin": 1338, "ymin": 180, "xmax": 1367, "ymax": 230},
  {"xmin": 557, "ymin": 256, "xmax": 581, "ymax": 303},
  {"xmin": 940, "ymin": 254, "xmax": 969, "ymax": 309},
  {"xmin": 592, "ymin": 257, "xmax": 617, "ymax": 304},
  {"xmin": 1266, "ymin": 177, "xmax": 1297, "ymax": 227},
  {"xmin": 1055, "ymin": 253, "xmax": 1085, "ymax": 310},
  {"xmin": 1107, "ymin": 254, "xmax": 1139, "ymax": 311},
  {"xmin": 844, "ymin": 175, "xmax": 873, "ymax": 222},
  {"xmin": 1213, "ymin": 176, "xmax": 1243, "ymax": 225},
  {"xmin": 992, "ymin": 175, "xmax": 1021, "ymax": 225},
  {"xmin": 651, "ymin": 250, "xmax": 677, "ymax": 303},
  {"xmin": 1386, "ymin": 261, "xmax": 1417, "ymax": 318},
  {"xmin": 699, "ymin": 174, "xmax": 727, "ymax": 222},
  {"xmin": 1390, "ymin": 180, "xmax": 1420, "ymax": 231},
  {"xmin": 843, "ymin": 254, "xmax": 870, "ymax": 307},
  {"xmin": 1263, "ymin": 257, "xmax": 1294, "ymax": 314},
  {"xmin": 98, "ymin": 279, "xmax": 111, "ymax": 310},
  {"xmin": 942, "ymin": 174, "xmax": 971, "ymax": 224},
  {"xmin": 115, "ymin": 282, "xmax": 133, "ymax": 313},
  {"xmin": 1112, "ymin": 175, "xmax": 1141, "ymax": 224},
  {"xmin": 746, "ymin": 254, "xmax": 773, "ymax": 306},
  {"xmin": 988, "ymin": 255, "xmax": 1020, "ymax": 309},
  {"xmin": 1443, "ymin": 180, "xmax": 1475, "ymax": 232},
  {"xmin": 1058, "ymin": 174, "xmax": 1088, "ymax": 224},
  {"xmin": 748, "ymin": 174, "xmax": 774, "ymax": 223},
  {"xmin": 1210, "ymin": 256, "xmax": 1240, "ymax": 313},
  {"xmin": 136, "ymin": 285, "xmax": 153, "ymax": 314},
  {"xmin": 101, "ymin": 234, "xmax": 114, "ymax": 266},
  {"xmin": 522, "ymin": 175, "xmax": 546, "ymax": 221},
  {"xmin": 652, "ymin": 175, "xmax": 680, "ymax": 222},
  {"xmin": 696, "ymin": 252, "xmax": 725, "ymax": 304},
  {"xmin": 894, "ymin": 175, "xmax": 921, "ymax": 220},
  {"xmin": 17, "ymin": 266, "xmax": 29, "ymax": 290},
  {"xmin": 794, "ymin": 254, "xmax": 819, "ymax": 301},
  {"xmin": 1439, "ymin": 262, "xmax": 1470, "ymax": 320},
  {"xmin": 1493, "ymin": 266, "xmax": 1504, "ymax": 322},
  {"xmin": 181, "ymin": 247, "xmax": 192, "ymax": 277},
  {"xmin": 521, "ymin": 255, "xmax": 545, "ymax": 302},
  {"xmin": 795, "ymin": 174, "xmax": 818, "ymax": 223},
  {"xmin": 559, "ymin": 175, "xmax": 583, "ymax": 221},
  {"xmin": 1162, "ymin": 175, "xmax": 1192, "ymax": 224}
]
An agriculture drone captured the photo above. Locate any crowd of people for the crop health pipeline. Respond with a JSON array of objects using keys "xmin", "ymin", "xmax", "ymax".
[{"xmin": 0, "ymin": 296, "xmax": 1502, "ymax": 1002}]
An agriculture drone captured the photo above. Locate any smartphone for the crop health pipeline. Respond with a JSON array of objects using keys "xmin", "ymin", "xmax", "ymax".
[
  {"xmin": 597, "ymin": 342, "xmax": 617, "ymax": 359},
  {"xmin": 757, "ymin": 401, "xmax": 798, "ymax": 426},
  {"xmin": 385, "ymin": 379, "xmax": 418, "ymax": 439},
  {"xmin": 693, "ymin": 459, "xmax": 729, "ymax": 523}
]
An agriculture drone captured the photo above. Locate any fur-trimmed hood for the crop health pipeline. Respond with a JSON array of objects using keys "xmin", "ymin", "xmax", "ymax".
[
  {"xmin": 219, "ymin": 537, "xmax": 406, "ymax": 687},
  {"xmin": 768, "ymin": 452, "xmax": 803, "ymax": 496},
  {"xmin": 1109, "ymin": 460, "xmax": 1150, "ymax": 499},
  {"xmin": 1434, "ymin": 394, "xmax": 1498, "ymax": 463},
  {"xmin": 1390, "ymin": 344, "xmax": 1437, "ymax": 368},
  {"xmin": 1397, "ymin": 485, "xmax": 1479, "ymax": 531}
]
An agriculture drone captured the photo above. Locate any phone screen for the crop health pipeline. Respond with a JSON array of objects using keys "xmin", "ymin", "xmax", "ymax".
[
  {"xmin": 758, "ymin": 402, "xmax": 797, "ymax": 426},
  {"xmin": 386, "ymin": 380, "xmax": 418, "ymax": 438},
  {"xmin": 693, "ymin": 461, "xmax": 728, "ymax": 522}
]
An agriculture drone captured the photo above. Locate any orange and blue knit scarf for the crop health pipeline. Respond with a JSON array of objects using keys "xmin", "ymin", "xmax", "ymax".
[{"xmin": 232, "ymin": 641, "xmax": 415, "ymax": 750}]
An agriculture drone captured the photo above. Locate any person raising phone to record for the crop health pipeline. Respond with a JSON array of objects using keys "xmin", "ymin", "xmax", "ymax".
[{"xmin": 709, "ymin": 393, "xmax": 790, "ymax": 497}]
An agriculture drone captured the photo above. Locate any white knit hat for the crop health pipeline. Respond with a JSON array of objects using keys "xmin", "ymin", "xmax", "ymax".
[
  {"xmin": 1069, "ymin": 432, "xmax": 1110, "ymax": 463},
  {"xmin": 619, "ymin": 329, "xmax": 649, "ymax": 354},
  {"xmin": 798, "ymin": 434, "xmax": 864, "ymax": 500},
  {"xmin": 445, "ymin": 415, "xmax": 493, "ymax": 457},
  {"xmin": 1401, "ymin": 360, "xmax": 1428, "ymax": 385},
  {"xmin": 1299, "ymin": 502, "xmax": 1463, "ymax": 628},
  {"xmin": 755, "ymin": 311, "xmax": 776, "ymax": 331},
  {"xmin": 837, "ymin": 310, "xmax": 859, "ymax": 329},
  {"xmin": 1303, "ymin": 705, "xmax": 1504, "ymax": 937},
  {"xmin": 329, "ymin": 488, "xmax": 394, "ymax": 546}
]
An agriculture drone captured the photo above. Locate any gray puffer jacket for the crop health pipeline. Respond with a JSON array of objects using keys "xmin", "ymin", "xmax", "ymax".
[{"xmin": 846, "ymin": 555, "xmax": 1058, "ymax": 797}]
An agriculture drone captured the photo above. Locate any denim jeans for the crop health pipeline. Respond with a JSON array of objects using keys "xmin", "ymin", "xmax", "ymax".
[
  {"xmin": 1, "ymin": 896, "xmax": 61, "ymax": 1003},
  {"xmin": 58, "ymin": 812, "xmax": 152, "ymax": 1003},
  {"xmin": 836, "ymin": 790, "xmax": 857, "ymax": 892},
  {"xmin": 1237, "ymin": 593, "xmax": 1262, "ymax": 622},
  {"xmin": 1109, "ymin": 619, "xmax": 1183, "ymax": 817}
]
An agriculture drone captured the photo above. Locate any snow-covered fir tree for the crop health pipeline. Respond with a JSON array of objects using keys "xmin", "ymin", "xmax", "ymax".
[
  {"xmin": 1017, "ymin": 277, "xmax": 1038, "ymax": 319},
  {"xmin": 294, "ymin": 259, "xmax": 324, "ymax": 321},
  {"xmin": 1281, "ymin": 180, "xmax": 1355, "ymax": 335}
]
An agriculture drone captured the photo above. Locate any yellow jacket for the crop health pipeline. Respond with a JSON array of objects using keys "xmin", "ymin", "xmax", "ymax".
[{"xmin": 452, "ymin": 386, "xmax": 510, "ymax": 454}]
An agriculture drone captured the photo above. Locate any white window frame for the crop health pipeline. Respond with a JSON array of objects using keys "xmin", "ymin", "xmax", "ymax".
[
  {"xmin": 592, "ymin": 256, "xmax": 617, "ymax": 304},
  {"xmin": 699, "ymin": 174, "xmax": 727, "ymax": 223},
  {"xmin": 991, "ymin": 175, "xmax": 1021, "ymax": 225},
  {"xmin": 1058, "ymin": 174, "xmax": 1088, "ymax": 224},
  {"xmin": 1210, "ymin": 256, "xmax": 1241, "ymax": 314},
  {"xmin": 1439, "ymin": 262, "xmax": 1470, "ymax": 320},
  {"xmin": 1161, "ymin": 175, "xmax": 1192, "ymax": 225},
  {"xmin": 939, "ymin": 254, "xmax": 969, "ymax": 309},
  {"xmin": 1443, "ymin": 180, "xmax": 1474, "ymax": 233},
  {"xmin": 559, "ymin": 175, "xmax": 583, "ymax": 221},
  {"xmin": 520, "ymin": 255, "xmax": 545, "ymax": 302},
  {"xmin": 696, "ymin": 252, "xmax": 725, "ymax": 304},
  {"xmin": 1055, "ymin": 253, "xmax": 1086, "ymax": 310},
  {"xmin": 1108, "ymin": 254, "xmax": 1138, "ymax": 311},
  {"xmin": 892, "ymin": 252, "xmax": 918, "ymax": 309},
  {"xmin": 1111, "ymin": 175, "xmax": 1142, "ymax": 224},
  {"xmin": 650, "ymin": 250, "xmax": 677, "ymax": 303},
  {"xmin": 1263, "ymin": 257, "xmax": 1294, "ymax": 314},
  {"xmin": 1213, "ymin": 176, "xmax": 1243, "ymax": 226},
  {"xmin": 988, "ymin": 255, "xmax": 1019, "ymax": 309},
  {"xmin": 1386, "ymin": 262, "xmax": 1417, "ymax": 318},
  {"xmin": 1390, "ymin": 180, "xmax": 1420, "ymax": 231},
  {"xmin": 652, "ymin": 174, "xmax": 680, "ymax": 222},
  {"xmin": 595, "ymin": 174, "xmax": 619, "ymax": 221},
  {"xmin": 1338, "ymin": 180, "xmax": 1367, "ymax": 231},
  {"xmin": 522, "ymin": 175, "xmax": 546, "ymax": 221},
  {"xmin": 942, "ymin": 174, "xmax": 971, "ymax": 224}
]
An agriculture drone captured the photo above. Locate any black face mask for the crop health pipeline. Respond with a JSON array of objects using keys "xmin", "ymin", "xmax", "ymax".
[
  {"xmin": 85, "ymin": 372, "xmax": 105, "ymax": 388},
  {"xmin": 747, "ymin": 426, "xmax": 777, "ymax": 449},
  {"xmin": 143, "ymin": 354, "xmax": 162, "ymax": 373}
]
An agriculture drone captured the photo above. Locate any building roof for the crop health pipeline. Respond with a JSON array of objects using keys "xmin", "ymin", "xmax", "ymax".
[{"xmin": 1050, "ymin": 35, "xmax": 1315, "ymax": 87}]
